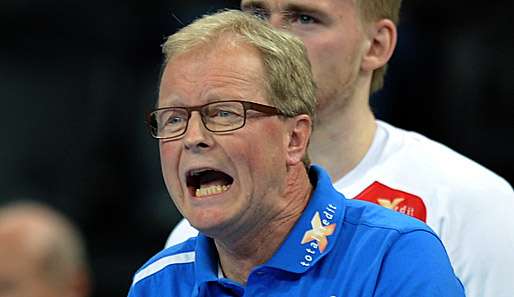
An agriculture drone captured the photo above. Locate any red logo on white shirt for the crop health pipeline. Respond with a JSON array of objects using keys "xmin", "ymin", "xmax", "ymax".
[{"xmin": 354, "ymin": 181, "xmax": 427, "ymax": 222}]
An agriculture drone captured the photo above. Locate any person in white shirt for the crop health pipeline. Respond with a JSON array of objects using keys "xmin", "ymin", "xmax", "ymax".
[{"xmin": 165, "ymin": 1, "xmax": 514, "ymax": 296}]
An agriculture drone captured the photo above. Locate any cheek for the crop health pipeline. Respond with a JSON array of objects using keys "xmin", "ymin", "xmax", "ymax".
[
  {"xmin": 304, "ymin": 35, "xmax": 346, "ymax": 80},
  {"xmin": 159, "ymin": 142, "xmax": 181, "ymax": 186},
  {"xmin": 306, "ymin": 33, "xmax": 363, "ymax": 106},
  {"xmin": 228, "ymin": 140, "xmax": 260, "ymax": 177},
  {"xmin": 243, "ymin": 125, "xmax": 287, "ymax": 174},
  {"xmin": 159, "ymin": 142, "xmax": 173, "ymax": 168}
]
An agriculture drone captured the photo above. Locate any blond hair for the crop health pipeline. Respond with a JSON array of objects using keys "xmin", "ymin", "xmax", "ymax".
[
  {"xmin": 357, "ymin": 0, "xmax": 403, "ymax": 93},
  {"xmin": 162, "ymin": 10, "xmax": 317, "ymax": 165}
]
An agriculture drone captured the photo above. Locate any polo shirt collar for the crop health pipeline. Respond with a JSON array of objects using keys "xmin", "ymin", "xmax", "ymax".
[
  {"xmin": 193, "ymin": 165, "xmax": 347, "ymax": 284},
  {"xmin": 264, "ymin": 165, "xmax": 346, "ymax": 273},
  {"xmin": 194, "ymin": 235, "xmax": 243, "ymax": 296}
]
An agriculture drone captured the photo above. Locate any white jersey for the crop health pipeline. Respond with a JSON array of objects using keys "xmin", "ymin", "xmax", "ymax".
[{"xmin": 166, "ymin": 120, "xmax": 514, "ymax": 297}]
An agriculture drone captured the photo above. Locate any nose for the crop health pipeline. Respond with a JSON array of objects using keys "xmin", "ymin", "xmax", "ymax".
[{"xmin": 182, "ymin": 112, "xmax": 212, "ymax": 152}]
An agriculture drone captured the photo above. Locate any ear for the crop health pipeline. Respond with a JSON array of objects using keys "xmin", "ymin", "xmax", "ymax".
[
  {"xmin": 361, "ymin": 19, "xmax": 397, "ymax": 72},
  {"xmin": 285, "ymin": 115, "xmax": 312, "ymax": 166}
]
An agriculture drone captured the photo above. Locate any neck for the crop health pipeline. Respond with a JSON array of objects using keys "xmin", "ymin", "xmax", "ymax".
[
  {"xmin": 214, "ymin": 164, "xmax": 312, "ymax": 284},
  {"xmin": 309, "ymin": 81, "xmax": 376, "ymax": 182}
]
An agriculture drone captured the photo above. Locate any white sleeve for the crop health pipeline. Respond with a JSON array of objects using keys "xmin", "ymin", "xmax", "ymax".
[
  {"xmin": 165, "ymin": 219, "xmax": 199, "ymax": 248},
  {"xmin": 437, "ymin": 184, "xmax": 514, "ymax": 297}
]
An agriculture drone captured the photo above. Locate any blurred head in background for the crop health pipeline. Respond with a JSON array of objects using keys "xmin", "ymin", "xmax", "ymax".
[{"xmin": 0, "ymin": 201, "xmax": 91, "ymax": 297}]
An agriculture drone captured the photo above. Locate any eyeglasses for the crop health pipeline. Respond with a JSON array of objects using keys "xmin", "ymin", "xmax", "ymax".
[{"xmin": 146, "ymin": 100, "xmax": 286, "ymax": 140}]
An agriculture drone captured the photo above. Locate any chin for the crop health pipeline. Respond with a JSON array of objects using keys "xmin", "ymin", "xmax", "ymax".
[{"xmin": 190, "ymin": 214, "xmax": 236, "ymax": 238}]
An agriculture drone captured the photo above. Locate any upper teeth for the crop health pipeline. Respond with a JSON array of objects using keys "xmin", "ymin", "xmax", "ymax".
[{"xmin": 196, "ymin": 185, "xmax": 230, "ymax": 197}]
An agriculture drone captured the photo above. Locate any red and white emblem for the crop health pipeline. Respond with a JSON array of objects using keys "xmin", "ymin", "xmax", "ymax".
[{"xmin": 354, "ymin": 181, "xmax": 427, "ymax": 222}]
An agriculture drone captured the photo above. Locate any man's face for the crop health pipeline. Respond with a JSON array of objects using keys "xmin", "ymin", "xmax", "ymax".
[
  {"xmin": 158, "ymin": 39, "xmax": 292, "ymax": 236},
  {"xmin": 241, "ymin": 0, "xmax": 367, "ymax": 114}
]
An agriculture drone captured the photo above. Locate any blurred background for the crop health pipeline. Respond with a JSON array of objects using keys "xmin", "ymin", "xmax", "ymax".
[{"xmin": 0, "ymin": 0, "xmax": 512, "ymax": 296}]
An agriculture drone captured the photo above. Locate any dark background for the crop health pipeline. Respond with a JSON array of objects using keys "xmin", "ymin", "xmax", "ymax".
[{"xmin": 1, "ymin": 1, "xmax": 512, "ymax": 296}]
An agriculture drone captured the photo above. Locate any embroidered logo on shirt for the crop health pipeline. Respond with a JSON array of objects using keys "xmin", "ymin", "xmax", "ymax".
[
  {"xmin": 301, "ymin": 210, "xmax": 336, "ymax": 253},
  {"xmin": 354, "ymin": 181, "xmax": 427, "ymax": 222},
  {"xmin": 377, "ymin": 198, "xmax": 404, "ymax": 209}
]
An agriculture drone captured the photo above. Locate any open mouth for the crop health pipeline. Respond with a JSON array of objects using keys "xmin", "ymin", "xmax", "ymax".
[{"xmin": 186, "ymin": 168, "xmax": 234, "ymax": 198}]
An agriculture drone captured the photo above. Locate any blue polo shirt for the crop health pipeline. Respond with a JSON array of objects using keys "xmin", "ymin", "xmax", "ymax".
[{"xmin": 129, "ymin": 165, "xmax": 465, "ymax": 297}]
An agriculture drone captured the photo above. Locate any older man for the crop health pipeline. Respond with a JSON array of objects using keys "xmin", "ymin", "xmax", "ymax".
[
  {"xmin": 168, "ymin": 2, "xmax": 514, "ymax": 296},
  {"xmin": 128, "ymin": 10, "xmax": 464, "ymax": 296},
  {"xmin": 0, "ymin": 201, "xmax": 91, "ymax": 297}
]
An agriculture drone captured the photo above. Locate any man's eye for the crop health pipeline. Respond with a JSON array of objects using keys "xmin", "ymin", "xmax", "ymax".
[
  {"xmin": 298, "ymin": 14, "xmax": 315, "ymax": 24},
  {"xmin": 289, "ymin": 13, "xmax": 318, "ymax": 25},
  {"xmin": 166, "ymin": 116, "xmax": 186, "ymax": 125},
  {"xmin": 213, "ymin": 110, "xmax": 237, "ymax": 118}
]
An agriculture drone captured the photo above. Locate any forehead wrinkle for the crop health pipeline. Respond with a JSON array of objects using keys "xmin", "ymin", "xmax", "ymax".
[
  {"xmin": 161, "ymin": 40, "xmax": 268, "ymax": 105},
  {"xmin": 199, "ymin": 69, "xmax": 263, "ymax": 100}
]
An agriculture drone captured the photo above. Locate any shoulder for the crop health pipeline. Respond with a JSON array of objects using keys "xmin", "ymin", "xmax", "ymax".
[
  {"xmin": 130, "ymin": 238, "xmax": 197, "ymax": 290},
  {"xmin": 165, "ymin": 219, "xmax": 198, "ymax": 248},
  {"xmin": 340, "ymin": 200, "xmax": 464, "ymax": 294},
  {"xmin": 373, "ymin": 228, "xmax": 465, "ymax": 296},
  {"xmin": 377, "ymin": 120, "xmax": 513, "ymax": 195},
  {"xmin": 343, "ymin": 198, "xmax": 435, "ymax": 238}
]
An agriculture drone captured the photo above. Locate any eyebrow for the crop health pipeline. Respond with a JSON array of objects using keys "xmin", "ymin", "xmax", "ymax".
[
  {"xmin": 241, "ymin": 0, "xmax": 267, "ymax": 11},
  {"xmin": 241, "ymin": 1, "xmax": 328, "ymax": 19}
]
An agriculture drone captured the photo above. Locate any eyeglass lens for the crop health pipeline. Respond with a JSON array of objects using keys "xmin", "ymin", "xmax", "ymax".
[{"xmin": 151, "ymin": 101, "xmax": 247, "ymax": 138}]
